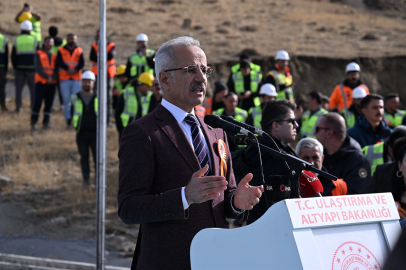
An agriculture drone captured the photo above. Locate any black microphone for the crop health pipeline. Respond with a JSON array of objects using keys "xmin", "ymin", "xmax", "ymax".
[
  {"xmin": 220, "ymin": 115, "xmax": 266, "ymax": 137},
  {"xmin": 204, "ymin": 115, "xmax": 250, "ymax": 136}
]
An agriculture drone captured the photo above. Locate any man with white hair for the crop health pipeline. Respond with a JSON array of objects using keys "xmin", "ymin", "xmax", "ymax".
[
  {"xmin": 118, "ymin": 36, "xmax": 263, "ymax": 269},
  {"xmin": 125, "ymin": 33, "xmax": 155, "ymax": 82},
  {"xmin": 11, "ymin": 20, "xmax": 40, "ymax": 112},
  {"xmin": 340, "ymin": 86, "xmax": 367, "ymax": 129}
]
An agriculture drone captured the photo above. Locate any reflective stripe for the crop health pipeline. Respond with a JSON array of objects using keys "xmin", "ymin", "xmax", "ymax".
[
  {"xmin": 141, "ymin": 92, "xmax": 152, "ymax": 117},
  {"xmin": 339, "ymin": 84, "xmax": 349, "ymax": 120},
  {"xmin": 0, "ymin": 35, "xmax": 7, "ymax": 53},
  {"xmin": 362, "ymin": 143, "xmax": 384, "ymax": 176},
  {"xmin": 129, "ymin": 49, "xmax": 155, "ymax": 78},
  {"xmin": 300, "ymin": 108, "xmax": 328, "ymax": 138},
  {"xmin": 120, "ymin": 87, "xmax": 138, "ymax": 127},
  {"xmin": 384, "ymin": 110, "xmax": 406, "ymax": 127},
  {"xmin": 340, "ymin": 109, "xmax": 356, "ymax": 129},
  {"xmin": 248, "ymin": 106, "xmax": 262, "ymax": 129}
]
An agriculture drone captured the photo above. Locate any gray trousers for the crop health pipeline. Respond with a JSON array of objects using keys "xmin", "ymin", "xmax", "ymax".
[{"xmin": 15, "ymin": 69, "xmax": 35, "ymax": 111}]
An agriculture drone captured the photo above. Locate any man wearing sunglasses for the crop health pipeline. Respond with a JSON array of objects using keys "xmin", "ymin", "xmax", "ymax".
[
  {"xmin": 314, "ymin": 113, "xmax": 371, "ymax": 194},
  {"xmin": 118, "ymin": 36, "xmax": 263, "ymax": 270}
]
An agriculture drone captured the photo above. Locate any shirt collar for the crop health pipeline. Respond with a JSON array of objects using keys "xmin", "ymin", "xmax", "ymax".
[{"xmin": 161, "ymin": 98, "xmax": 196, "ymax": 124}]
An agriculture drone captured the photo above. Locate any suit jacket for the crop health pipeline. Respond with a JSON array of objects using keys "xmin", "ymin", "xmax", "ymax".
[{"xmin": 118, "ymin": 104, "xmax": 245, "ymax": 270}]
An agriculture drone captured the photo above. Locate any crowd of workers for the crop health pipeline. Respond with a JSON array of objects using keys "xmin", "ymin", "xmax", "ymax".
[{"xmin": 1, "ymin": 4, "xmax": 406, "ymax": 220}]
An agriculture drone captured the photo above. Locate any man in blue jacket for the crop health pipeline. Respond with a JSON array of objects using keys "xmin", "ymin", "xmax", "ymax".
[{"xmin": 347, "ymin": 94, "xmax": 392, "ymax": 148}]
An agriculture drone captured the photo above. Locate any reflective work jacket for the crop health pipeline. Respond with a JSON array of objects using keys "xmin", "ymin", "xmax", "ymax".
[
  {"xmin": 340, "ymin": 109, "xmax": 356, "ymax": 129},
  {"xmin": 35, "ymin": 50, "xmax": 57, "ymax": 84},
  {"xmin": 129, "ymin": 49, "xmax": 155, "ymax": 79},
  {"xmin": 232, "ymin": 70, "xmax": 262, "ymax": 107},
  {"xmin": 329, "ymin": 83, "xmax": 369, "ymax": 111},
  {"xmin": 14, "ymin": 34, "xmax": 38, "ymax": 69},
  {"xmin": 362, "ymin": 142, "xmax": 384, "ymax": 176},
  {"xmin": 231, "ymin": 62, "xmax": 261, "ymax": 73},
  {"xmin": 115, "ymin": 80, "xmax": 131, "ymax": 94},
  {"xmin": 120, "ymin": 88, "xmax": 152, "ymax": 127},
  {"xmin": 248, "ymin": 106, "xmax": 262, "ymax": 129},
  {"xmin": 51, "ymin": 39, "xmax": 66, "ymax": 55},
  {"xmin": 194, "ymin": 105, "xmax": 206, "ymax": 117},
  {"xmin": 91, "ymin": 42, "xmax": 116, "ymax": 77},
  {"xmin": 300, "ymin": 108, "xmax": 328, "ymax": 139},
  {"xmin": 384, "ymin": 110, "xmax": 406, "ymax": 128},
  {"xmin": 0, "ymin": 34, "xmax": 8, "ymax": 67},
  {"xmin": 266, "ymin": 67, "xmax": 294, "ymax": 101},
  {"xmin": 30, "ymin": 18, "xmax": 41, "ymax": 42},
  {"xmin": 58, "ymin": 47, "xmax": 83, "ymax": 81},
  {"xmin": 71, "ymin": 94, "xmax": 98, "ymax": 133},
  {"xmin": 213, "ymin": 107, "xmax": 248, "ymax": 123}
]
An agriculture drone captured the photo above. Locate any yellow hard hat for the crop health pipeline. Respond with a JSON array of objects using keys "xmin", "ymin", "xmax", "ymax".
[
  {"xmin": 116, "ymin": 65, "xmax": 126, "ymax": 76},
  {"xmin": 138, "ymin": 72, "xmax": 154, "ymax": 87},
  {"xmin": 18, "ymin": 12, "xmax": 32, "ymax": 23}
]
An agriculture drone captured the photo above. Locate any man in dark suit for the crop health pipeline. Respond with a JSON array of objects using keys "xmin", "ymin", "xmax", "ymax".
[{"xmin": 118, "ymin": 36, "xmax": 263, "ymax": 270}]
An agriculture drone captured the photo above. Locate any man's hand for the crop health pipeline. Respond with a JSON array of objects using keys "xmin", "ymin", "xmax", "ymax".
[
  {"xmin": 185, "ymin": 165, "xmax": 228, "ymax": 206},
  {"xmin": 233, "ymin": 173, "xmax": 263, "ymax": 210},
  {"xmin": 68, "ymin": 68, "xmax": 76, "ymax": 75}
]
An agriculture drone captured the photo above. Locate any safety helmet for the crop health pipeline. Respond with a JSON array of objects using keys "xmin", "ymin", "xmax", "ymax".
[
  {"xmin": 116, "ymin": 65, "xmax": 126, "ymax": 76},
  {"xmin": 352, "ymin": 86, "xmax": 367, "ymax": 99},
  {"xmin": 20, "ymin": 20, "xmax": 33, "ymax": 31},
  {"xmin": 345, "ymin": 62, "xmax": 361, "ymax": 73},
  {"xmin": 275, "ymin": 50, "xmax": 290, "ymax": 61},
  {"xmin": 259, "ymin": 83, "xmax": 277, "ymax": 97},
  {"xmin": 18, "ymin": 12, "xmax": 32, "ymax": 23},
  {"xmin": 138, "ymin": 72, "xmax": 154, "ymax": 87},
  {"xmin": 82, "ymin": 70, "xmax": 96, "ymax": 81},
  {"xmin": 136, "ymin": 33, "xmax": 148, "ymax": 42}
]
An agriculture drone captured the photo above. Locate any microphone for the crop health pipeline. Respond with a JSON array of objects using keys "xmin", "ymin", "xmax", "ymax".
[
  {"xmin": 220, "ymin": 115, "xmax": 266, "ymax": 137},
  {"xmin": 264, "ymin": 175, "xmax": 291, "ymax": 205},
  {"xmin": 204, "ymin": 115, "xmax": 250, "ymax": 136},
  {"xmin": 299, "ymin": 170, "xmax": 323, "ymax": 197}
]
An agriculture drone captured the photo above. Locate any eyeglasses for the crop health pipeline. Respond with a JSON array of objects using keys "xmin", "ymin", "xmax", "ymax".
[
  {"xmin": 276, "ymin": 118, "xmax": 297, "ymax": 125},
  {"xmin": 164, "ymin": 65, "xmax": 213, "ymax": 78},
  {"xmin": 315, "ymin": 126, "xmax": 331, "ymax": 133}
]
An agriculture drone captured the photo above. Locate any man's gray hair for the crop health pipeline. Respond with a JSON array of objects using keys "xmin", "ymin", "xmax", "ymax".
[
  {"xmin": 155, "ymin": 36, "xmax": 201, "ymax": 87},
  {"xmin": 296, "ymin": 138, "xmax": 324, "ymax": 157}
]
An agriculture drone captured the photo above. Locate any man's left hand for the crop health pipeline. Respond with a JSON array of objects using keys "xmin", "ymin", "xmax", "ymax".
[{"xmin": 233, "ymin": 173, "xmax": 263, "ymax": 210}]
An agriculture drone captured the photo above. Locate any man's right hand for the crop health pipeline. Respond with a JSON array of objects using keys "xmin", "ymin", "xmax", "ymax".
[{"xmin": 185, "ymin": 165, "xmax": 228, "ymax": 206}]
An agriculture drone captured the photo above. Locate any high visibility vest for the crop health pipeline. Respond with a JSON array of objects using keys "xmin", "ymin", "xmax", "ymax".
[
  {"xmin": 91, "ymin": 42, "xmax": 116, "ymax": 77},
  {"xmin": 329, "ymin": 84, "xmax": 369, "ymax": 111},
  {"xmin": 248, "ymin": 106, "xmax": 262, "ymax": 129},
  {"xmin": 51, "ymin": 39, "xmax": 67, "ymax": 55},
  {"xmin": 35, "ymin": 50, "xmax": 57, "ymax": 84},
  {"xmin": 0, "ymin": 34, "xmax": 8, "ymax": 67},
  {"xmin": 203, "ymin": 98, "xmax": 213, "ymax": 115},
  {"xmin": 231, "ymin": 62, "xmax": 261, "ymax": 73},
  {"xmin": 30, "ymin": 18, "xmax": 41, "ymax": 42},
  {"xmin": 140, "ymin": 91, "xmax": 152, "ymax": 117},
  {"xmin": 213, "ymin": 107, "xmax": 248, "ymax": 123},
  {"xmin": 384, "ymin": 110, "xmax": 406, "ymax": 128},
  {"xmin": 120, "ymin": 86, "xmax": 138, "ymax": 127},
  {"xmin": 232, "ymin": 70, "xmax": 262, "ymax": 107},
  {"xmin": 194, "ymin": 105, "xmax": 206, "ymax": 117},
  {"xmin": 58, "ymin": 47, "xmax": 83, "ymax": 81},
  {"xmin": 115, "ymin": 80, "xmax": 130, "ymax": 94},
  {"xmin": 300, "ymin": 108, "xmax": 328, "ymax": 139},
  {"xmin": 129, "ymin": 49, "xmax": 155, "ymax": 79},
  {"xmin": 267, "ymin": 69, "xmax": 294, "ymax": 101},
  {"xmin": 71, "ymin": 94, "xmax": 98, "ymax": 133},
  {"xmin": 362, "ymin": 143, "xmax": 384, "ymax": 176},
  {"xmin": 340, "ymin": 109, "xmax": 356, "ymax": 129},
  {"xmin": 14, "ymin": 34, "xmax": 37, "ymax": 69}
]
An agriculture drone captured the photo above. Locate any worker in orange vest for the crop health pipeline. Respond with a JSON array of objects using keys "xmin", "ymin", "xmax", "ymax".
[
  {"xmin": 31, "ymin": 36, "xmax": 57, "ymax": 131},
  {"xmin": 57, "ymin": 33, "xmax": 84, "ymax": 127},
  {"xmin": 89, "ymin": 29, "xmax": 116, "ymax": 124},
  {"xmin": 329, "ymin": 62, "xmax": 369, "ymax": 112}
]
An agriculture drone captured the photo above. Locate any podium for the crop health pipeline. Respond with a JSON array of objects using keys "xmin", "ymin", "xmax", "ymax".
[{"xmin": 190, "ymin": 193, "xmax": 401, "ymax": 270}]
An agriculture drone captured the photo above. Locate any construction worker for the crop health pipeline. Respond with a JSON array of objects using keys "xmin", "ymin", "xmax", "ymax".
[
  {"xmin": 149, "ymin": 78, "xmax": 162, "ymax": 112},
  {"xmin": 300, "ymin": 91, "xmax": 328, "ymax": 139},
  {"xmin": 0, "ymin": 31, "xmax": 9, "ymax": 112},
  {"xmin": 112, "ymin": 65, "xmax": 130, "ymax": 110},
  {"xmin": 31, "ymin": 37, "xmax": 57, "ymax": 131},
  {"xmin": 11, "ymin": 20, "xmax": 40, "ymax": 112},
  {"xmin": 49, "ymin": 26, "xmax": 66, "ymax": 111},
  {"xmin": 340, "ymin": 86, "xmax": 367, "ymax": 129},
  {"xmin": 363, "ymin": 126, "xmax": 406, "ymax": 176},
  {"xmin": 57, "ymin": 33, "xmax": 84, "ymax": 127},
  {"xmin": 384, "ymin": 93, "xmax": 405, "ymax": 128},
  {"xmin": 246, "ymin": 83, "xmax": 277, "ymax": 129},
  {"xmin": 125, "ymin": 33, "xmax": 155, "ymax": 82},
  {"xmin": 115, "ymin": 72, "xmax": 154, "ymax": 138},
  {"xmin": 227, "ymin": 59, "xmax": 262, "ymax": 111},
  {"xmin": 71, "ymin": 71, "xmax": 97, "ymax": 186},
  {"xmin": 90, "ymin": 29, "xmax": 116, "ymax": 123},
  {"xmin": 230, "ymin": 53, "xmax": 261, "ymax": 79},
  {"xmin": 264, "ymin": 50, "xmax": 294, "ymax": 102},
  {"xmin": 203, "ymin": 81, "xmax": 228, "ymax": 115},
  {"xmin": 213, "ymin": 92, "xmax": 248, "ymax": 152},
  {"xmin": 329, "ymin": 62, "xmax": 369, "ymax": 111},
  {"xmin": 15, "ymin": 3, "xmax": 42, "ymax": 41}
]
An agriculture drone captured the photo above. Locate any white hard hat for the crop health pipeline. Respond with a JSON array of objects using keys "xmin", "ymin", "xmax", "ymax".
[
  {"xmin": 82, "ymin": 70, "xmax": 96, "ymax": 81},
  {"xmin": 136, "ymin": 33, "xmax": 148, "ymax": 42},
  {"xmin": 259, "ymin": 83, "xmax": 277, "ymax": 97},
  {"xmin": 345, "ymin": 62, "xmax": 360, "ymax": 73},
  {"xmin": 275, "ymin": 50, "xmax": 290, "ymax": 61},
  {"xmin": 352, "ymin": 86, "xmax": 367, "ymax": 99},
  {"xmin": 20, "ymin": 20, "xmax": 32, "ymax": 31}
]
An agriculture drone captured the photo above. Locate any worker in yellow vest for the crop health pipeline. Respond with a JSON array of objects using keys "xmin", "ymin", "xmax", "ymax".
[
  {"xmin": 340, "ymin": 86, "xmax": 367, "ymax": 129},
  {"xmin": 300, "ymin": 91, "xmax": 328, "ymax": 139},
  {"xmin": 31, "ymin": 37, "xmax": 57, "ymax": 131},
  {"xmin": 0, "ymin": 32, "xmax": 9, "ymax": 112},
  {"xmin": 112, "ymin": 65, "xmax": 131, "ymax": 110},
  {"xmin": 227, "ymin": 59, "xmax": 262, "ymax": 111},
  {"xmin": 264, "ymin": 50, "xmax": 294, "ymax": 102},
  {"xmin": 384, "ymin": 93, "xmax": 406, "ymax": 128},
  {"xmin": 246, "ymin": 83, "xmax": 277, "ymax": 129},
  {"xmin": 15, "ymin": 4, "xmax": 42, "ymax": 42},
  {"xmin": 125, "ymin": 33, "xmax": 155, "ymax": 82}
]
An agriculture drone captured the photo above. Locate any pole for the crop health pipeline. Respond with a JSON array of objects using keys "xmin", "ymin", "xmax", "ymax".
[{"xmin": 96, "ymin": 0, "xmax": 106, "ymax": 268}]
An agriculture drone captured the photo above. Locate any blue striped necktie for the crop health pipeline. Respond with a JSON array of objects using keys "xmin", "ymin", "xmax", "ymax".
[{"xmin": 184, "ymin": 114, "xmax": 211, "ymax": 176}]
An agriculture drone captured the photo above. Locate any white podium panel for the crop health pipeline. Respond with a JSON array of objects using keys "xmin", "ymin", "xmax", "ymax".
[{"xmin": 190, "ymin": 193, "xmax": 402, "ymax": 270}]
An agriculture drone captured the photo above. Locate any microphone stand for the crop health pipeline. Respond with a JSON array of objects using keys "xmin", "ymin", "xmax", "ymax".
[{"xmin": 231, "ymin": 134, "xmax": 337, "ymax": 199}]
